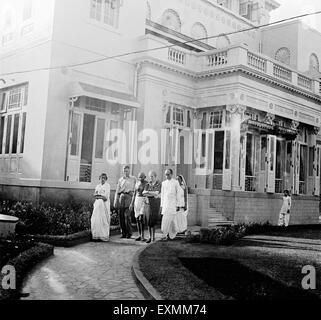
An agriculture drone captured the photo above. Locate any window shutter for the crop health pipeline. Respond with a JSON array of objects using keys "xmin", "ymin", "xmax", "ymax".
[{"xmin": 0, "ymin": 92, "xmax": 6, "ymax": 112}]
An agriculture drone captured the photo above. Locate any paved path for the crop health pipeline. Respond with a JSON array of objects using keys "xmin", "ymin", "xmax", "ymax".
[{"xmin": 21, "ymin": 235, "xmax": 151, "ymax": 300}]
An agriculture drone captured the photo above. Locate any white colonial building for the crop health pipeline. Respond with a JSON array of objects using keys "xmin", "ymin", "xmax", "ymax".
[{"xmin": 0, "ymin": 0, "xmax": 321, "ymax": 226}]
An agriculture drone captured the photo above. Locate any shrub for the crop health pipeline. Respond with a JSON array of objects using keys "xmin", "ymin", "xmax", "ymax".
[
  {"xmin": 195, "ymin": 222, "xmax": 273, "ymax": 245},
  {"xmin": 0, "ymin": 200, "xmax": 119, "ymax": 236}
]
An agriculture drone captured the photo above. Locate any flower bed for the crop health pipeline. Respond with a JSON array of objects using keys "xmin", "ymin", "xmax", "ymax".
[
  {"xmin": 0, "ymin": 201, "xmax": 120, "ymax": 236},
  {"xmin": 0, "ymin": 239, "xmax": 54, "ymax": 300},
  {"xmin": 189, "ymin": 223, "xmax": 276, "ymax": 245}
]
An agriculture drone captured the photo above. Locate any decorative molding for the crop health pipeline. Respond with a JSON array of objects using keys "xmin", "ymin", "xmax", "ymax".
[
  {"xmin": 69, "ymin": 97, "xmax": 79, "ymax": 109},
  {"xmin": 264, "ymin": 113, "xmax": 275, "ymax": 125},
  {"xmin": 138, "ymin": 59, "xmax": 321, "ymax": 104},
  {"xmin": 290, "ymin": 120, "xmax": 300, "ymax": 130},
  {"xmin": 226, "ymin": 104, "xmax": 246, "ymax": 115}
]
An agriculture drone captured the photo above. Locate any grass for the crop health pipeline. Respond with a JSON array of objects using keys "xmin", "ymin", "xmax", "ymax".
[
  {"xmin": 138, "ymin": 241, "xmax": 227, "ymax": 300},
  {"xmin": 139, "ymin": 228, "xmax": 321, "ymax": 300}
]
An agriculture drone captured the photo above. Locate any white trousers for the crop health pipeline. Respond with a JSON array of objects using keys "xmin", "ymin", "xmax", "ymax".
[
  {"xmin": 278, "ymin": 212, "xmax": 290, "ymax": 227},
  {"xmin": 161, "ymin": 212, "xmax": 178, "ymax": 239}
]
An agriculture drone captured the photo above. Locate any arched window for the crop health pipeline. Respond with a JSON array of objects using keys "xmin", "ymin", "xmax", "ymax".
[
  {"xmin": 216, "ymin": 35, "xmax": 230, "ymax": 49},
  {"xmin": 161, "ymin": 9, "xmax": 181, "ymax": 32},
  {"xmin": 146, "ymin": 1, "xmax": 151, "ymax": 20},
  {"xmin": 275, "ymin": 47, "xmax": 291, "ymax": 65},
  {"xmin": 309, "ymin": 53, "xmax": 319, "ymax": 72},
  {"xmin": 191, "ymin": 22, "xmax": 208, "ymax": 43}
]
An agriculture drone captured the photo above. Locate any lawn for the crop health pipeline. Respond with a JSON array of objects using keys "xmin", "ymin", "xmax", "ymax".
[{"xmin": 139, "ymin": 228, "xmax": 321, "ymax": 300}]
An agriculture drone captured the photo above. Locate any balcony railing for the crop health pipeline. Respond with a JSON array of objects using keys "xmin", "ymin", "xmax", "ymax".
[
  {"xmin": 207, "ymin": 51, "xmax": 228, "ymax": 67},
  {"xmin": 136, "ymin": 36, "xmax": 321, "ymax": 97},
  {"xmin": 247, "ymin": 52, "xmax": 267, "ymax": 72},
  {"xmin": 298, "ymin": 74, "xmax": 312, "ymax": 90},
  {"xmin": 168, "ymin": 48, "xmax": 186, "ymax": 65},
  {"xmin": 273, "ymin": 64, "xmax": 292, "ymax": 82}
]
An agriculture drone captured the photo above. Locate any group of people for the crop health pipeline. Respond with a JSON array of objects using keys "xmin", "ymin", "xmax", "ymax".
[
  {"xmin": 90, "ymin": 167, "xmax": 293, "ymax": 242},
  {"xmin": 90, "ymin": 165, "xmax": 189, "ymax": 242}
]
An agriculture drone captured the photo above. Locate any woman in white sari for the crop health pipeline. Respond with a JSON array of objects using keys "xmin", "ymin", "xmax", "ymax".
[
  {"xmin": 176, "ymin": 175, "xmax": 188, "ymax": 233},
  {"xmin": 91, "ymin": 173, "xmax": 111, "ymax": 242}
]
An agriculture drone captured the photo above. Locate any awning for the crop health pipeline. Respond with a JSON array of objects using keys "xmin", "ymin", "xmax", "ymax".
[{"xmin": 69, "ymin": 82, "xmax": 140, "ymax": 108}]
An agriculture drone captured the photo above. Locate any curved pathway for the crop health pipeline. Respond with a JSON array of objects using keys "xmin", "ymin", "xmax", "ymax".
[{"xmin": 21, "ymin": 235, "xmax": 149, "ymax": 300}]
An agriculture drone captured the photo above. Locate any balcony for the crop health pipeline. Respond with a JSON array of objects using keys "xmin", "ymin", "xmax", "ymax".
[{"xmin": 135, "ymin": 35, "xmax": 321, "ymax": 98}]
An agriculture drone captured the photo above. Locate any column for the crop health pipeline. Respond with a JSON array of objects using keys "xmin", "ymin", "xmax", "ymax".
[{"xmin": 227, "ymin": 104, "xmax": 246, "ymax": 191}]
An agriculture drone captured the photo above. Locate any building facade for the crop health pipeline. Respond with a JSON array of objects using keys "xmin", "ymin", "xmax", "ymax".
[{"xmin": 0, "ymin": 0, "xmax": 321, "ymax": 226}]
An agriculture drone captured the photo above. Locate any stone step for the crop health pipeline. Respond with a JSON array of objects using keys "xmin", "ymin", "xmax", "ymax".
[{"xmin": 208, "ymin": 221, "xmax": 234, "ymax": 227}]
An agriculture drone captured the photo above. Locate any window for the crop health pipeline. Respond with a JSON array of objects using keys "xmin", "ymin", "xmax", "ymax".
[
  {"xmin": 201, "ymin": 112, "xmax": 207, "ymax": 129},
  {"xmin": 85, "ymin": 97, "xmax": 106, "ymax": 113},
  {"xmin": 165, "ymin": 106, "xmax": 171, "ymax": 124},
  {"xmin": 216, "ymin": 35, "xmax": 230, "ymax": 49},
  {"xmin": 173, "ymin": 107, "xmax": 184, "ymax": 126},
  {"xmin": 161, "ymin": 9, "xmax": 181, "ymax": 32},
  {"xmin": 309, "ymin": 147, "xmax": 314, "ymax": 177},
  {"xmin": 246, "ymin": 133, "xmax": 254, "ymax": 176},
  {"xmin": 90, "ymin": 0, "xmax": 103, "ymax": 21},
  {"xmin": 0, "ymin": 93, "xmax": 6, "ymax": 113},
  {"xmin": 20, "ymin": 113, "xmax": 26, "ymax": 154},
  {"xmin": 214, "ymin": 131, "xmax": 224, "ymax": 173},
  {"xmin": 239, "ymin": 0, "xmax": 253, "ymax": 20},
  {"xmin": 0, "ymin": 84, "xmax": 28, "ymax": 156},
  {"xmin": 187, "ymin": 110, "xmax": 191, "ymax": 128},
  {"xmin": 103, "ymin": 0, "xmax": 118, "ymax": 26},
  {"xmin": 90, "ymin": 0, "xmax": 119, "ymax": 27},
  {"xmin": 95, "ymin": 119, "xmax": 105, "ymax": 159},
  {"xmin": 11, "ymin": 114, "xmax": 20, "ymax": 154},
  {"xmin": 285, "ymin": 142, "xmax": 292, "ymax": 174},
  {"xmin": 5, "ymin": 115, "xmax": 12, "ymax": 154},
  {"xmin": 8, "ymin": 88, "xmax": 24, "ymax": 110},
  {"xmin": 0, "ymin": 84, "xmax": 28, "ymax": 112},
  {"xmin": 191, "ymin": 22, "xmax": 208, "ymax": 43},
  {"xmin": 201, "ymin": 133, "xmax": 206, "ymax": 158},
  {"xmin": 225, "ymin": 131, "xmax": 231, "ymax": 169},
  {"xmin": 0, "ymin": 117, "xmax": 5, "ymax": 154},
  {"xmin": 209, "ymin": 111, "xmax": 223, "ymax": 129},
  {"xmin": 260, "ymin": 136, "xmax": 267, "ymax": 170},
  {"xmin": 70, "ymin": 113, "xmax": 81, "ymax": 156},
  {"xmin": 0, "ymin": 113, "xmax": 27, "ymax": 156},
  {"xmin": 23, "ymin": 0, "xmax": 33, "ymax": 21},
  {"xmin": 309, "ymin": 53, "xmax": 319, "ymax": 73},
  {"xmin": 275, "ymin": 47, "xmax": 291, "ymax": 65}
]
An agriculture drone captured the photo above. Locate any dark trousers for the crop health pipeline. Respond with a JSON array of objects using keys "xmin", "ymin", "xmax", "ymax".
[
  {"xmin": 119, "ymin": 207, "xmax": 132, "ymax": 236},
  {"xmin": 118, "ymin": 193, "xmax": 133, "ymax": 236}
]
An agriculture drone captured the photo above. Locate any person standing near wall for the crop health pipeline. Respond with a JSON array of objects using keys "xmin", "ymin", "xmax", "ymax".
[
  {"xmin": 130, "ymin": 172, "xmax": 148, "ymax": 242},
  {"xmin": 114, "ymin": 165, "xmax": 136, "ymax": 238},
  {"xmin": 91, "ymin": 173, "xmax": 111, "ymax": 242},
  {"xmin": 176, "ymin": 175, "xmax": 188, "ymax": 234},
  {"xmin": 143, "ymin": 170, "xmax": 162, "ymax": 243},
  {"xmin": 278, "ymin": 190, "xmax": 292, "ymax": 227},
  {"xmin": 160, "ymin": 169, "xmax": 180, "ymax": 240}
]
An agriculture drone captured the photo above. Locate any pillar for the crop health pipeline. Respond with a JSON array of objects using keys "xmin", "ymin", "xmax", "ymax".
[{"xmin": 227, "ymin": 104, "xmax": 246, "ymax": 191}]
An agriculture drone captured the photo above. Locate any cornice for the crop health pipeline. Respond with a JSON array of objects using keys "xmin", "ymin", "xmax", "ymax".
[{"xmin": 138, "ymin": 58, "xmax": 321, "ymax": 104}]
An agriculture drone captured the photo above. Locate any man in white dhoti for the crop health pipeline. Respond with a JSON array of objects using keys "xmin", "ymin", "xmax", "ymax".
[{"xmin": 160, "ymin": 169, "xmax": 180, "ymax": 240}]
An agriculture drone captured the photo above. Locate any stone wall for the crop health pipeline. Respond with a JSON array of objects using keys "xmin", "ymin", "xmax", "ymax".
[
  {"xmin": 1, "ymin": 184, "xmax": 319, "ymax": 226},
  {"xmin": 190, "ymin": 189, "xmax": 320, "ymax": 226}
]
